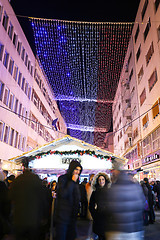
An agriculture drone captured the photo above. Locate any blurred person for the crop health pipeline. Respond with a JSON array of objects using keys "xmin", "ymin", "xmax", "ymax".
[
  {"xmin": 140, "ymin": 180, "xmax": 149, "ymax": 226},
  {"xmin": 89, "ymin": 172, "xmax": 110, "ymax": 240},
  {"xmin": 51, "ymin": 180, "xmax": 57, "ymax": 198},
  {"xmin": 9, "ymin": 169, "xmax": 49, "ymax": 240},
  {"xmin": 0, "ymin": 170, "xmax": 11, "ymax": 239},
  {"xmin": 105, "ymin": 171, "xmax": 145, "ymax": 240},
  {"xmin": 54, "ymin": 160, "xmax": 83, "ymax": 240},
  {"xmin": 79, "ymin": 180, "xmax": 88, "ymax": 218},
  {"xmin": 154, "ymin": 180, "xmax": 160, "ymax": 209},
  {"xmin": 81, "ymin": 177, "xmax": 88, "ymax": 186},
  {"xmin": 85, "ymin": 173, "xmax": 95, "ymax": 220},
  {"xmin": 143, "ymin": 178, "xmax": 155, "ymax": 224}
]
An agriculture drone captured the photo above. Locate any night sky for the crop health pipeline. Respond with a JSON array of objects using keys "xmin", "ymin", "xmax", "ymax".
[{"xmin": 10, "ymin": 0, "xmax": 140, "ymax": 55}]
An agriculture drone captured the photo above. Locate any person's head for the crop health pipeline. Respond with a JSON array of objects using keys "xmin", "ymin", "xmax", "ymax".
[
  {"xmin": 89, "ymin": 174, "xmax": 95, "ymax": 184},
  {"xmin": 93, "ymin": 172, "xmax": 110, "ymax": 189},
  {"xmin": 51, "ymin": 180, "xmax": 57, "ymax": 190},
  {"xmin": 67, "ymin": 160, "xmax": 83, "ymax": 179},
  {"xmin": 144, "ymin": 177, "xmax": 149, "ymax": 184}
]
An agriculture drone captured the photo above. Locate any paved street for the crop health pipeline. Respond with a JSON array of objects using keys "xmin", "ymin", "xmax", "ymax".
[{"xmin": 76, "ymin": 210, "xmax": 160, "ymax": 240}]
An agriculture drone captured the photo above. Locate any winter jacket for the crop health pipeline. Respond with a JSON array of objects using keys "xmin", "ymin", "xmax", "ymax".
[
  {"xmin": 105, "ymin": 171, "xmax": 145, "ymax": 233},
  {"xmin": 89, "ymin": 172, "xmax": 110, "ymax": 236},
  {"xmin": 54, "ymin": 160, "xmax": 82, "ymax": 224}
]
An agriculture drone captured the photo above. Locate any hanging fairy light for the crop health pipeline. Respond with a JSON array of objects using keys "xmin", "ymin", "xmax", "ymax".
[{"xmin": 30, "ymin": 18, "xmax": 133, "ymax": 147}]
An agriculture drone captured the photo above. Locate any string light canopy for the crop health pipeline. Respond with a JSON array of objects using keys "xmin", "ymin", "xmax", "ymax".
[{"xmin": 30, "ymin": 18, "xmax": 133, "ymax": 147}]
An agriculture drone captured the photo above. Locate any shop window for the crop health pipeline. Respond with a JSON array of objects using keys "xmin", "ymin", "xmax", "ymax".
[
  {"xmin": 152, "ymin": 99, "xmax": 160, "ymax": 119},
  {"xmin": 148, "ymin": 69, "xmax": 157, "ymax": 92},
  {"xmin": 8, "ymin": 58, "xmax": 14, "ymax": 75},
  {"xmin": 140, "ymin": 88, "xmax": 146, "ymax": 106},
  {"xmin": 142, "ymin": 113, "xmax": 149, "ymax": 129},
  {"xmin": 142, "ymin": 0, "xmax": 148, "ymax": 20},
  {"xmin": 144, "ymin": 18, "xmax": 151, "ymax": 42},
  {"xmin": 3, "ymin": 50, "xmax": 9, "ymax": 68},
  {"xmin": 2, "ymin": 11, "xmax": 9, "ymax": 31},
  {"xmin": 8, "ymin": 21, "xmax": 13, "ymax": 40},
  {"xmin": 134, "ymin": 24, "xmax": 139, "ymax": 43},
  {"xmin": 154, "ymin": 0, "xmax": 160, "ymax": 12},
  {"xmin": 0, "ymin": 42, "xmax": 4, "ymax": 61},
  {"xmin": 136, "ymin": 45, "xmax": 141, "ymax": 62},
  {"xmin": 138, "ymin": 66, "xmax": 144, "ymax": 84},
  {"xmin": 146, "ymin": 42, "xmax": 154, "ymax": 66}
]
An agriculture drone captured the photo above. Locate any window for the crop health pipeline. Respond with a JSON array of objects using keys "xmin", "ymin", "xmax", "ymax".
[
  {"xmin": 39, "ymin": 124, "xmax": 44, "ymax": 137},
  {"xmin": 8, "ymin": 58, "xmax": 14, "ymax": 75},
  {"xmin": 133, "ymin": 127, "xmax": 138, "ymax": 139},
  {"xmin": 18, "ymin": 72, "xmax": 22, "ymax": 86},
  {"xmin": 152, "ymin": 99, "xmax": 160, "ymax": 119},
  {"xmin": 138, "ymin": 66, "xmax": 144, "ymax": 84},
  {"xmin": 3, "ymin": 87, "xmax": 10, "ymax": 106},
  {"xmin": 14, "ymin": 98, "xmax": 18, "ymax": 114},
  {"xmin": 142, "ymin": 113, "xmax": 149, "ymax": 129},
  {"xmin": 0, "ymin": 5, "xmax": 3, "ymax": 22},
  {"xmin": 30, "ymin": 66, "xmax": 33, "ymax": 76},
  {"xmin": 17, "ymin": 41, "xmax": 22, "ymax": 55},
  {"xmin": 157, "ymin": 25, "xmax": 160, "ymax": 41},
  {"xmin": 14, "ymin": 131, "xmax": 18, "ymax": 148},
  {"xmin": 18, "ymin": 135, "xmax": 22, "ymax": 149},
  {"xmin": 9, "ymin": 93, "xmax": 14, "ymax": 110},
  {"xmin": 13, "ymin": 64, "xmax": 18, "ymax": 81},
  {"xmin": 146, "ymin": 42, "xmax": 154, "ymax": 65},
  {"xmin": 13, "ymin": 33, "xmax": 18, "ymax": 48},
  {"xmin": 3, "ymin": 125, "xmax": 10, "ymax": 144},
  {"xmin": 144, "ymin": 18, "xmax": 151, "ymax": 41},
  {"xmin": 18, "ymin": 103, "xmax": 22, "ymax": 117},
  {"xmin": 21, "ymin": 47, "xmax": 25, "ymax": 61},
  {"xmin": 155, "ymin": 0, "xmax": 160, "ymax": 12},
  {"xmin": 0, "ymin": 81, "xmax": 4, "ymax": 101},
  {"xmin": 25, "ymin": 53, "xmax": 28, "ymax": 66},
  {"xmin": 28, "ymin": 86, "xmax": 32, "ymax": 99},
  {"xmin": 2, "ymin": 11, "xmax": 9, "ymax": 31},
  {"xmin": 148, "ymin": 69, "xmax": 157, "ymax": 91},
  {"xmin": 8, "ymin": 22, "xmax": 13, "ymax": 40},
  {"xmin": 142, "ymin": 0, "xmax": 148, "ymax": 20},
  {"xmin": 9, "ymin": 128, "xmax": 14, "ymax": 146},
  {"xmin": 0, "ymin": 42, "xmax": 4, "ymax": 60},
  {"xmin": 0, "ymin": 121, "xmax": 4, "ymax": 141},
  {"xmin": 140, "ymin": 88, "xmax": 146, "ymax": 106},
  {"xmin": 25, "ymin": 82, "xmax": 28, "ymax": 95},
  {"xmin": 3, "ymin": 50, "xmax": 9, "ymax": 68},
  {"xmin": 132, "ymin": 106, "xmax": 137, "ymax": 118},
  {"xmin": 30, "ymin": 113, "xmax": 37, "ymax": 131},
  {"xmin": 131, "ymin": 86, "xmax": 135, "ymax": 99},
  {"xmin": 22, "ymin": 137, "xmax": 26, "ymax": 151},
  {"xmin": 129, "ymin": 69, "xmax": 133, "ymax": 82},
  {"xmin": 134, "ymin": 24, "xmax": 139, "ymax": 43},
  {"xmin": 143, "ymin": 135, "xmax": 151, "ymax": 156},
  {"xmin": 28, "ymin": 60, "xmax": 31, "ymax": 71},
  {"xmin": 136, "ymin": 45, "xmax": 141, "ymax": 62},
  {"xmin": 152, "ymin": 126, "xmax": 160, "ymax": 151},
  {"xmin": 21, "ymin": 77, "xmax": 25, "ymax": 91}
]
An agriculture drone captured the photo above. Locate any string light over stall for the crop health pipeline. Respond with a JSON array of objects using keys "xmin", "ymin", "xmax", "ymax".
[{"xmin": 30, "ymin": 18, "xmax": 133, "ymax": 147}]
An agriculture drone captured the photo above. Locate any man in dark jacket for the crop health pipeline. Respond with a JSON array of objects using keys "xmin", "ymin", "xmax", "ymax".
[
  {"xmin": 105, "ymin": 171, "xmax": 145, "ymax": 240},
  {"xmin": 54, "ymin": 160, "xmax": 83, "ymax": 240}
]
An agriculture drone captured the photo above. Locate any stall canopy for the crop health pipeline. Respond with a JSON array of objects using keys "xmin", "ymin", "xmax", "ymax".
[{"xmin": 10, "ymin": 135, "xmax": 127, "ymax": 175}]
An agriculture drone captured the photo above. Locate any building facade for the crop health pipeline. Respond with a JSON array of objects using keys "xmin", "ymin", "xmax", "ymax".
[
  {"xmin": 113, "ymin": 0, "xmax": 160, "ymax": 180},
  {"xmin": 0, "ymin": 0, "xmax": 67, "ymax": 172}
]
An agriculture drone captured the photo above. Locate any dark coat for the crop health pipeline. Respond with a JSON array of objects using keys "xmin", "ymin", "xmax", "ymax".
[
  {"xmin": 54, "ymin": 160, "xmax": 82, "ymax": 224},
  {"xmin": 105, "ymin": 171, "xmax": 145, "ymax": 233},
  {"xmin": 9, "ymin": 170, "xmax": 47, "ymax": 228},
  {"xmin": 89, "ymin": 172, "xmax": 110, "ymax": 237}
]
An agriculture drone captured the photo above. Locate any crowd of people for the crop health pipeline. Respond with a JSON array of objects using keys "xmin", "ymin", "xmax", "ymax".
[{"xmin": 0, "ymin": 160, "xmax": 160, "ymax": 240}]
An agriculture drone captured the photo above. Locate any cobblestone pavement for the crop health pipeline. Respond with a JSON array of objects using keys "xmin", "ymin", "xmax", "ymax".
[{"xmin": 76, "ymin": 210, "xmax": 160, "ymax": 240}]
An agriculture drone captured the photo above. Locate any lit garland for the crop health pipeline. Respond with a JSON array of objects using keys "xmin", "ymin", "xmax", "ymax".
[
  {"xmin": 34, "ymin": 149, "xmax": 114, "ymax": 161},
  {"xmin": 30, "ymin": 18, "xmax": 133, "ymax": 147}
]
